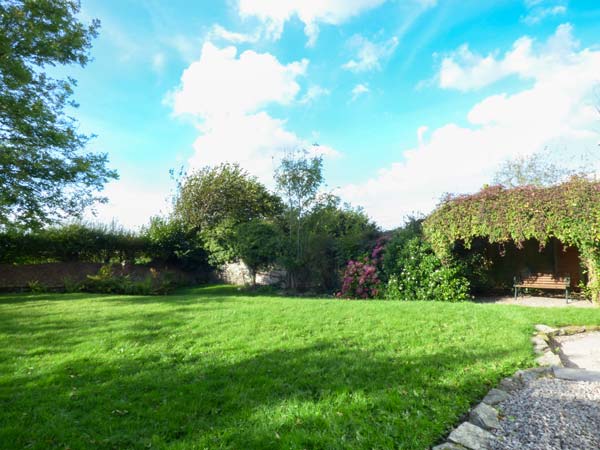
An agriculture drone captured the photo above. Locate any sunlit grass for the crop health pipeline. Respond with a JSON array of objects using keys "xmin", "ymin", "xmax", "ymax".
[{"xmin": 1, "ymin": 285, "xmax": 599, "ymax": 449}]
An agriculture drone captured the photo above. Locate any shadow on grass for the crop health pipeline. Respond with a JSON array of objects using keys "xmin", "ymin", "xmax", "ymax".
[{"xmin": 0, "ymin": 338, "xmax": 516, "ymax": 450}]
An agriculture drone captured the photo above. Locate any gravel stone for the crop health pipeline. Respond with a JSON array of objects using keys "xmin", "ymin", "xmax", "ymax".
[
  {"xmin": 490, "ymin": 377, "xmax": 600, "ymax": 450},
  {"xmin": 469, "ymin": 402, "xmax": 500, "ymax": 430},
  {"xmin": 483, "ymin": 388, "xmax": 510, "ymax": 406},
  {"xmin": 448, "ymin": 422, "xmax": 495, "ymax": 450}
]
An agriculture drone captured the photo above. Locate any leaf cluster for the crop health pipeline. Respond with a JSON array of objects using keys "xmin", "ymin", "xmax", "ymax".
[{"xmin": 423, "ymin": 178, "xmax": 600, "ymax": 259}]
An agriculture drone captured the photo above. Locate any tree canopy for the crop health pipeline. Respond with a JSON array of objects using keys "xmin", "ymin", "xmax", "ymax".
[{"xmin": 0, "ymin": 0, "xmax": 117, "ymax": 229}]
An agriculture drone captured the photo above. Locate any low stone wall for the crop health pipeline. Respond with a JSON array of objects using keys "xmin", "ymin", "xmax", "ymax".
[
  {"xmin": 218, "ymin": 261, "xmax": 287, "ymax": 287},
  {"xmin": 0, "ymin": 262, "xmax": 209, "ymax": 291}
]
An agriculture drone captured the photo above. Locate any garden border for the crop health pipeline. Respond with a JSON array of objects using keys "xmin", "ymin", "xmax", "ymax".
[{"xmin": 431, "ymin": 323, "xmax": 600, "ymax": 450}]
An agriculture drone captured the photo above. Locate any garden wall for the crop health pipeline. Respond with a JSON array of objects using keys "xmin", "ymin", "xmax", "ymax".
[
  {"xmin": 218, "ymin": 262, "xmax": 287, "ymax": 287},
  {"xmin": 0, "ymin": 262, "xmax": 211, "ymax": 291}
]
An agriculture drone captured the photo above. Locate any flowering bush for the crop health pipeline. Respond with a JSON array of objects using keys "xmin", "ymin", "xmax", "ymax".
[
  {"xmin": 337, "ymin": 258, "xmax": 381, "ymax": 299},
  {"xmin": 383, "ymin": 237, "xmax": 471, "ymax": 302},
  {"xmin": 337, "ymin": 238, "xmax": 386, "ymax": 299}
]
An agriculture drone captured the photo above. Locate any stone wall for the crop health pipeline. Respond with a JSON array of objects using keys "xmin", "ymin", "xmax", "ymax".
[{"xmin": 218, "ymin": 261, "xmax": 287, "ymax": 287}]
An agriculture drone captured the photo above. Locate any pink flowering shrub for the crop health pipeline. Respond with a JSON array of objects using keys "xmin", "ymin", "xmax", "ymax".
[{"xmin": 337, "ymin": 238, "xmax": 386, "ymax": 299}]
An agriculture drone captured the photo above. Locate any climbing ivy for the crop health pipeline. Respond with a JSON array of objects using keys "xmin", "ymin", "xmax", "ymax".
[{"xmin": 423, "ymin": 178, "xmax": 600, "ymax": 302}]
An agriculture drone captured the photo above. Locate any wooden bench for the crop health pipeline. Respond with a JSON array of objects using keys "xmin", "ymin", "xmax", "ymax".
[{"xmin": 514, "ymin": 273, "xmax": 571, "ymax": 303}]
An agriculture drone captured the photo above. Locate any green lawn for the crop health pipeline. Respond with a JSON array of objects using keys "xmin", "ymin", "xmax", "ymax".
[{"xmin": 1, "ymin": 286, "xmax": 600, "ymax": 449}]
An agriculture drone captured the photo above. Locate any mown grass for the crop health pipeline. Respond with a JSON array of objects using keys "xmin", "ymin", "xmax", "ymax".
[{"xmin": 1, "ymin": 285, "xmax": 600, "ymax": 450}]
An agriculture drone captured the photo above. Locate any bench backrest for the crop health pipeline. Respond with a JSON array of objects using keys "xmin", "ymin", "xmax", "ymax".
[{"xmin": 516, "ymin": 273, "xmax": 570, "ymax": 288}]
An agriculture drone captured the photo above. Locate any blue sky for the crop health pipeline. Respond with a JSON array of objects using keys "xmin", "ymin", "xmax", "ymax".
[{"xmin": 69, "ymin": 0, "xmax": 600, "ymax": 229}]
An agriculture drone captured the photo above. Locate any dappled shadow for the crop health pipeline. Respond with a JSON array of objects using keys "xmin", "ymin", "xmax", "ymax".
[{"xmin": 0, "ymin": 338, "xmax": 518, "ymax": 450}]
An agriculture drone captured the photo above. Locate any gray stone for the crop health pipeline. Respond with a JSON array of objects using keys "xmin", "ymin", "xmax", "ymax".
[
  {"xmin": 448, "ymin": 422, "xmax": 494, "ymax": 450},
  {"xmin": 531, "ymin": 336, "xmax": 547, "ymax": 346},
  {"xmin": 470, "ymin": 402, "xmax": 500, "ymax": 430},
  {"xmin": 536, "ymin": 352, "xmax": 561, "ymax": 367},
  {"xmin": 533, "ymin": 344, "xmax": 548, "ymax": 355},
  {"xmin": 535, "ymin": 324, "xmax": 557, "ymax": 334},
  {"xmin": 515, "ymin": 367, "xmax": 550, "ymax": 384},
  {"xmin": 432, "ymin": 443, "xmax": 465, "ymax": 450},
  {"xmin": 483, "ymin": 388, "xmax": 510, "ymax": 406},
  {"xmin": 552, "ymin": 367, "xmax": 600, "ymax": 382},
  {"xmin": 499, "ymin": 376, "xmax": 522, "ymax": 392}
]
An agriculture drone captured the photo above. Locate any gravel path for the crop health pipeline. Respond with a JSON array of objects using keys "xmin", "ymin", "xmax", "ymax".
[
  {"xmin": 490, "ymin": 377, "xmax": 600, "ymax": 450},
  {"xmin": 476, "ymin": 295, "xmax": 595, "ymax": 308}
]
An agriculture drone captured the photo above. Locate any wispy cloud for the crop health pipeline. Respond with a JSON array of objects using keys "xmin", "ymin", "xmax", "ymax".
[
  {"xmin": 351, "ymin": 83, "xmax": 370, "ymax": 101},
  {"xmin": 342, "ymin": 35, "xmax": 399, "ymax": 72},
  {"xmin": 522, "ymin": 0, "xmax": 567, "ymax": 25}
]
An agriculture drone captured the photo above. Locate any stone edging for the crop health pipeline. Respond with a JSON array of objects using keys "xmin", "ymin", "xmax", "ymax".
[{"xmin": 431, "ymin": 323, "xmax": 600, "ymax": 450}]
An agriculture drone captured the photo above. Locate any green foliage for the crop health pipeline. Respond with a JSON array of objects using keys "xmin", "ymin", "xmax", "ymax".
[
  {"xmin": 279, "ymin": 195, "xmax": 380, "ymax": 291},
  {"xmin": 423, "ymin": 178, "xmax": 600, "ymax": 301},
  {"xmin": 62, "ymin": 276, "xmax": 83, "ymax": 293},
  {"xmin": 381, "ymin": 216, "xmax": 423, "ymax": 281},
  {"xmin": 275, "ymin": 150, "xmax": 325, "ymax": 288},
  {"xmin": 232, "ymin": 220, "xmax": 282, "ymax": 286},
  {"xmin": 424, "ymin": 178, "xmax": 600, "ymax": 256},
  {"xmin": 175, "ymin": 163, "xmax": 281, "ymax": 230},
  {"xmin": 0, "ymin": 222, "xmax": 147, "ymax": 264},
  {"xmin": 383, "ymin": 237, "xmax": 472, "ymax": 302},
  {"xmin": 174, "ymin": 163, "xmax": 281, "ymax": 266},
  {"xmin": 83, "ymin": 265, "xmax": 175, "ymax": 295},
  {"xmin": 26, "ymin": 279, "xmax": 47, "ymax": 294},
  {"xmin": 143, "ymin": 217, "xmax": 209, "ymax": 271},
  {"xmin": 0, "ymin": 0, "xmax": 118, "ymax": 230}
]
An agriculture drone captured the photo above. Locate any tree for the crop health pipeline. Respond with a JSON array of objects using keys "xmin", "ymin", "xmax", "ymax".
[
  {"xmin": 0, "ymin": 0, "xmax": 118, "ymax": 230},
  {"xmin": 174, "ymin": 163, "xmax": 281, "ymax": 265},
  {"xmin": 233, "ymin": 220, "xmax": 281, "ymax": 287},
  {"xmin": 492, "ymin": 150, "xmax": 592, "ymax": 188},
  {"xmin": 274, "ymin": 149, "xmax": 323, "ymax": 287}
]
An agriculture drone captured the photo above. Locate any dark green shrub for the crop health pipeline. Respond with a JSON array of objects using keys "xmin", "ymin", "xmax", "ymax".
[
  {"xmin": 383, "ymin": 237, "xmax": 471, "ymax": 302},
  {"xmin": 143, "ymin": 217, "xmax": 210, "ymax": 271},
  {"xmin": 83, "ymin": 265, "xmax": 176, "ymax": 295},
  {"xmin": 0, "ymin": 223, "xmax": 148, "ymax": 264}
]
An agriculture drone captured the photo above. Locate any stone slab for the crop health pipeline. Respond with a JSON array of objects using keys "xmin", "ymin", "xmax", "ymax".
[
  {"xmin": 432, "ymin": 443, "xmax": 465, "ymax": 450},
  {"xmin": 536, "ymin": 352, "xmax": 561, "ymax": 367},
  {"xmin": 552, "ymin": 367, "xmax": 600, "ymax": 382},
  {"xmin": 535, "ymin": 324, "xmax": 558, "ymax": 334},
  {"xmin": 482, "ymin": 388, "xmax": 510, "ymax": 406},
  {"xmin": 555, "ymin": 331, "xmax": 600, "ymax": 371},
  {"xmin": 448, "ymin": 422, "xmax": 494, "ymax": 450},
  {"xmin": 469, "ymin": 402, "xmax": 500, "ymax": 430}
]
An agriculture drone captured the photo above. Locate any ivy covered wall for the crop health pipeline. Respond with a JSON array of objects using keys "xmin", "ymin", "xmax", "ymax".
[{"xmin": 423, "ymin": 178, "xmax": 600, "ymax": 302}]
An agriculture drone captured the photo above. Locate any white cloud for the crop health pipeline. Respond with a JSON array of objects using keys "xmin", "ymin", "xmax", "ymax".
[
  {"xmin": 438, "ymin": 23, "xmax": 578, "ymax": 92},
  {"xmin": 237, "ymin": 0, "xmax": 388, "ymax": 46},
  {"xmin": 170, "ymin": 42, "xmax": 308, "ymax": 118},
  {"xmin": 169, "ymin": 42, "xmax": 339, "ymax": 186},
  {"xmin": 351, "ymin": 83, "xmax": 370, "ymax": 101},
  {"xmin": 299, "ymin": 85, "xmax": 331, "ymax": 104},
  {"xmin": 522, "ymin": 1, "xmax": 567, "ymax": 25},
  {"xmin": 152, "ymin": 52, "xmax": 166, "ymax": 72},
  {"xmin": 188, "ymin": 113, "xmax": 340, "ymax": 185},
  {"xmin": 340, "ymin": 24, "xmax": 600, "ymax": 229},
  {"xmin": 207, "ymin": 24, "xmax": 260, "ymax": 44},
  {"xmin": 342, "ymin": 34, "xmax": 399, "ymax": 72},
  {"xmin": 88, "ymin": 180, "xmax": 173, "ymax": 230}
]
